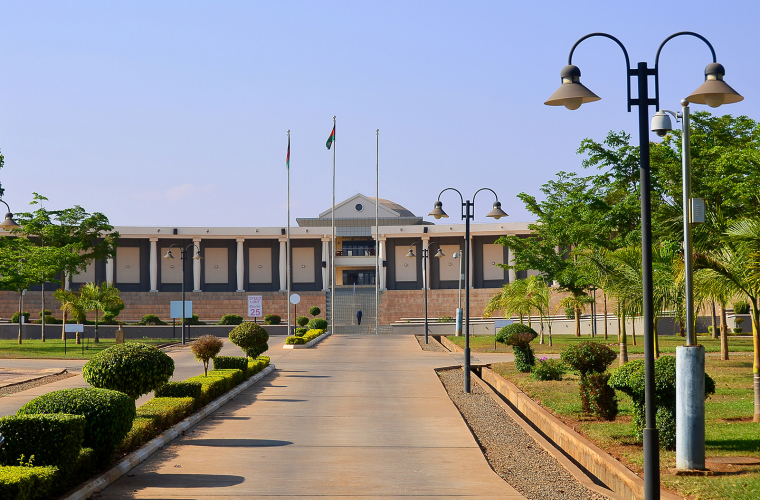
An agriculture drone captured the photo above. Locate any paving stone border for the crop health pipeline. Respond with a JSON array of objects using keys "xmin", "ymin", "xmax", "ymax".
[
  {"xmin": 282, "ymin": 330, "xmax": 331, "ymax": 349},
  {"xmin": 62, "ymin": 364, "xmax": 276, "ymax": 500}
]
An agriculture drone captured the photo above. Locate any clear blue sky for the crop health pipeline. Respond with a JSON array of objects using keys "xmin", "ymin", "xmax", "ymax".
[{"xmin": 1, "ymin": 0, "xmax": 756, "ymax": 227}]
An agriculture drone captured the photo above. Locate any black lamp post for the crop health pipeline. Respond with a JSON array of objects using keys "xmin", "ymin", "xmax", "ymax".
[
  {"xmin": 429, "ymin": 188, "xmax": 507, "ymax": 393},
  {"xmin": 545, "ymin": 31, "xmax": 742, "ymax": 500},
  {"xmin": 406, "ymin": 242, "xmax": 445, "ymax": 345},
  {"xmin": 164, "ymin": 244, "xmax": 202, "ymax": 345}
]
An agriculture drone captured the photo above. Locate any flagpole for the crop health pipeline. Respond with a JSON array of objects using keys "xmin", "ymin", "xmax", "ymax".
[
  {"xmin": 375, "ymin": 129, "xmax": 379, "ymax": 336},
  {"xmin": 287, "ymin": 130, "xmax": 291, "ymax": 337},
  {"xmin": 331, "ymin": 116, "xmax": 336, "ymax": 337}
]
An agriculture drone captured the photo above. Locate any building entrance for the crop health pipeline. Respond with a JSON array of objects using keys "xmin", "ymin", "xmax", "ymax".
[{"xmin": 342, "ymin": 270, "xmax": 376, "ymax": 286}]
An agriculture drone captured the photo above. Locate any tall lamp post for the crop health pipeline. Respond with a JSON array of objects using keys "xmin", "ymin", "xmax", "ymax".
[
  {"xmin": 429, "ymin": 188, "xmax": 507, "ymax": 393},
  {"xmin": 163, "ymin": 244, "xmax": 202, "ymax": 345},
  {"xmin": 406, "ymin": 242, "xmax": 445, "ymax": 345},
  {"xmin": 545, "ymin": 32, "xmax": 742, "ymax": 498}
]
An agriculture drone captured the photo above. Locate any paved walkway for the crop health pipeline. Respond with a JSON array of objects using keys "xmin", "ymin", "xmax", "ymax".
[{"xmin": 100, "ymin": 335, "xmax": 525, "ymax": 499}]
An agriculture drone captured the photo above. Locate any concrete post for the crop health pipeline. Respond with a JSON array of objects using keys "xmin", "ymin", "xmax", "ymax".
[{"xmin": 676, "ymin": 345, "xmax": 706, "ymax": 470}]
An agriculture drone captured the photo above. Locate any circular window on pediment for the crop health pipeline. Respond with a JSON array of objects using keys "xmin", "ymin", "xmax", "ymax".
[{"xmin": 355, "ymin": 203, "xmax": 363, "ymax": 212}]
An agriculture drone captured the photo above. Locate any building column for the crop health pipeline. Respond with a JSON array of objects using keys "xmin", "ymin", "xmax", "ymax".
[
  {"xmin": 193, "ymin": 238, "xmax": 202, "ymax": 292},
  {"xmin": 106, "ymin": 257, "xmax": 114, "ymax": 284},
  {"xmin": 468, "ymin": 235, "xmax": 474, "ymax": 289},
  {"xmin": 279, "ymin": 239, "xmax": 287, "ymax": 292},
  {"xmin": 421, "ymin": 235, "xmax": 430, "ymax": 290},
  {"xmin": 149, "ymin": 237, "xmax": 158, "ymax": 292},
  {"xmin": 507, "ymin": 247, "xmax": 516, "ymax": 283},
  {"xmin": 236, "ymin": 238, "xmax": 245, "ymax": 292},
  {"xmin": 321, "ymin": 239, "xmax": 329, "ymax": 291},
  {"xmin": 378, "ymin": 237, "xmax": 386, "ymax": 290}
]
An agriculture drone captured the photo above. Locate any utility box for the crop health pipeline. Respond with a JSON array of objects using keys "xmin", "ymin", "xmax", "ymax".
[
  {"xmin": 115, "ymin": 327, "xmax": 125, "ymax": 344},
  {"xmin": 691, "ymin": 198, "xmax": 706, "ymax": 224}
]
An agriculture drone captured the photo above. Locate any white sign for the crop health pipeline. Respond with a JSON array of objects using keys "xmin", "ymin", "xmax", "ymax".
[
  {"xmin": 494, "ymin": 319, "xmax": 514, "ymax": 329},
  {"xmin": 289, "ymin": 293, "xmax": 301, "ymax": 305},
  {"xmin": 247, "ymin": 295, "xmax": 263, "ymax": 318},
  {"xmin": 65, "ymin": 324, "xmax": 84, "ymax": 333},
  {"xmin": 170, "ymin": 301, "xmax": 193, "ymax": 319}
]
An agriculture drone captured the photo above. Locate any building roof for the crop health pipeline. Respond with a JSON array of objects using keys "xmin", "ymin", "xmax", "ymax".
[{"xmin": 366, "ymin": 198, "xmax": 416, "ymax": 218}]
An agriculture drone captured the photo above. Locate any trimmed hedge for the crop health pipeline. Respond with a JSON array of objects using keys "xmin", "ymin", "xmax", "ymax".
[
  {"xmin": 155, "ymin": 381, "xmax": 203, "ymax": 400},
  {"xmin": 296, "ymin": 315, "xmax": 309, "ymax": 327},
  {"xmin": 17, "ymin": 388, "xmax": 136, "ymax": 461},
  {"xmin": 229, "ymin": 322, "xmax": 269, "ymax": 358},
  {"xmin": 286, "ymin": 328, "xmax": 326, "ymax": 345},
  {"xmin": 207, "ymin": 369, "xmax": 246, "ymax": 389},
  {"xmin": 83, "ymin": 343, "xmax": 175, "ymax": 399},
  {"xmin": 218, "ymin": 314, "xmax": 244, "ymax": 325},
  {"xmin": 248, "ymin": 356, "xmax": 270, "ymax": 377},
  {"xmin": 307, "ymin": 318, "xmax": 328, "ymax": 331},
  {"xmin": 294, "ymin": 327, "xmax": 308, "ymax": 336},
  {"xmin": 119, "ymin": 417, "xmax": 155, "ymax": 455},
  {"xmin": 0, "ymin": 414, "xmax": 85, "ymax": 473},
  {"xmin": 136, "ymin": 397, "xmax": 195, "ymax": 430},
  {"xmin": 184, "ymin": 375, "xmax": 231, "ymax": 406},
  {"xmin": 264, "ymin": 314, "xmax": 281, "ymax": 325},
  {"xmin": 213, "ymin": 356, "xmax": 249, "ymax": 372},
  {"xmin": 0, "ymin": 466, "xmax": 58, "ymax": 500}
]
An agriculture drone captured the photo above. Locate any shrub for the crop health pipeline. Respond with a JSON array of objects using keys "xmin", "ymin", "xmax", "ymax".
[
  {"xmin": 10, "ymin": 312, "xmax": 30, "ymax": 324},
  {"xmin": 138, "ymin": 314, "xmax": 167, "ymax": 325},
  {"xmin": 561, "ymin": 342, "xmax": 618, "ymax": 420},
  {"xmin": 530, "ymin": 358, "xmax": 566, "ymax": 381},
  {"xmin": 286, "ymin": 336, "xmax": 306, "ymax": 345},
  {"xmin": 229, "ymin": 322, "xmax": 269, "ymax": 358},
  {"xmin": 181, "ymin": 314, "xmax": 205, "ymax": 325},
  {"xmin": 733, "ymin": 300, "xmax": 750, "ymax": 314},
  {"xmin": 0, "ymin": 414, "xmax": 85, "ymax": 472},
  {"xmin": 496, "ymin": 324, "xmax": 537, "ymax": 373},
  {"xmin": 296, "ymin": 316, "xmax": 309, "ymax": 327},
  {"xmin": 0, "ymin": 465, "xmax": 58, "ymax": 500},
  {"xmin": 308, "ymin": 306, "xmax": 321, "ymax": 317},
  {"xmin": 38, "ymin": 310, "xmax": 51, "ymax": 318},
  {"xmin": 191, "ymin": 335, "xmax": 224, "ymax": 376},
  {"xmin": 207, "ymin": 369, "xmax": 245, "ymax": 388},
  {"xmin": 437, "ymin": 316, "xmax": 454, "ymax": 323},
  {"xmin": 608, "ymin": 356, "xmax": 716, "ymax": 449},
  {"xmin": 294, "ymin": 327, "xmax": 308, "ymax": 336},
  {"xmin": 264, "ymin": 314, "xmax": 281, "ymax": 325},
  {"xmin": 155, "ymin": 381, "xmax": 203, "ymax": 400},
  {"xmin": 248, "ymin": 356, "xmax": 270, "ymax": 377},
  {"xmin": 734, "ymin": 327, "xmax": 743, "ymax": 334},
  {"xmin": 136, "ymin": 397, "xmax": 195, "ymax": 430},
  {"xmin": 83, "ymin": 343, "xmax": 175, "ymax": 399},
  {"xmin": 100, "ymin": 312, "xmax": 118, "ymax": 325},
  {"xmin": 70, "ymin": 447, "xmax": 96, "ymax": 486},
  {"xmin": 308, "ymin": 318, "xmax": 328, "ymax": 331},
  {"xmin": 213, "ymin": 356, "xmax": 249, "ymax": 372},
  {"xmin": 286, "ymin": 329, "xmax": 325, "ymax": 345},
  {"xmin": 41, "ymin": 315, "xmax": 62, "ymax": 324},
  {"xmin": 119, "ymin": 418, "xmax": 155, "ymax": 454},
  {"xmin": 17, "ymin": 388, "xmax": 136, "ymax": 461},
  {"xmin": 185, "ymin": 375, "xmax": 230, "ymax": 406},
  {"xmin": 218, "ymin": 314, "xmax": 244, "ymax": 325}
]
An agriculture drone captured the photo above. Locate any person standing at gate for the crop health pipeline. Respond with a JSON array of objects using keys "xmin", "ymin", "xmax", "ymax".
[{"xmin": 356, "ymin": 309, "xmax": 363, "ymax": 325}]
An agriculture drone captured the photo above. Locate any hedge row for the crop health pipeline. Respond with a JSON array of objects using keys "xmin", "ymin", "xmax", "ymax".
[{"xmin": 286, "ymin": 328, "xmax": 326, "ymax": 345}]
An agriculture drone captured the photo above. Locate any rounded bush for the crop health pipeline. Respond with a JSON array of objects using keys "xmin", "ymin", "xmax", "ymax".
[
  {"xmin": 308, "ymin": 318, "xmax": 328, "ymax": 331},
  {"xmin": 264, "ymin": 314, "xmax": 281, "ymax": 325},
  {"xmin": 530, "ymin": 358, "xmax": 566, "ymax": 381},
  {"xmin": 560, "ymin": 342, "xmax": 617, "ymax": 376},
  {"xmin": 218, "ymin": 314, "xmax": 244, "ymax": 325},
  {"xmin": 229, "ymin": 322, "xmax": 269, "ymax": 358},
  {"xmin": 17, "ymin": 387, "xmax": 136, "ymax": 460},
  {"xmin": 308, "ymin": 306, "xmax": 321, "ymax": 317},
  {"xmin": 138, "ymin": 314, "xmax": 167, "ymax": 325},
  {"xmin": 82, "ymin": 343, "xmax": 175, "ymax": 399},
  {"xmin": 496, "ymin": 323, "xmax": 537, "ymax": 348},
  {"xmin": 296, "ymin": 316, "xmax": 309, "ymax": 327},
  {"xmin": 294, "ymin": 327, "xmax": 308, "ymax": 336}
]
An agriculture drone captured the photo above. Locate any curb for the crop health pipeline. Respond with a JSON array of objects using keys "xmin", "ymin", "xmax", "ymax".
[
  {"xmin": 62, "ymin": 364, "xmax": 276, "ymax": 500},
  {"xmin": 0, "ymin": 368, "xmax": 68, "ymax": 389},
  {"xmin": 283, "ymin": 331, "xmax": 331, "ymax": 349}
]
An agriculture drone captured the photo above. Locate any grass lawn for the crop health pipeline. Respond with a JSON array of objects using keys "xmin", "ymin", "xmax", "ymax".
[
  {"xmin": 0, "ymin": 338, "xmax": 178, "ymax": 359},
  {"xmin": 446, "ymin": 333, "xmax": 755, "ymax": 355},
  {"xmin": 491, "ymin": 355, "xmax": 760, "ymax": 500}
]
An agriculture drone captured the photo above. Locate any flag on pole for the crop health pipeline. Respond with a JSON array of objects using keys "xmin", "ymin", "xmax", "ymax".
[
  {"xmin": 326, "ymin": 126, "xmax": 335, "ymax": 150},
  {"xmin": 286, "ymin": 134, "xmax": 290, "ymax": 169}
]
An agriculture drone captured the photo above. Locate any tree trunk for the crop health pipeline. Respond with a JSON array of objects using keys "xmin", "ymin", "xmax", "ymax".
[
  {"xmin": 61, "ymin": 310, "xmax": 67, "ymax": 341},
  {"xmin": 751, "ymin": 300, "xmax": 760, "ymax": 422},
  {"xmin": 711, "ymin": 300, "xmax": 719, "ymax": 339},
  {"xmin": 539, "ymin": 316, "xmax": 545, "ymax": 344},
  {"xmin": 548, "ymin": 325, "xmax": 553, "ymax": 347},
  {"xmin": 617, "ymin": 309, "xmax": 621, "ymax": 343},
  {"xmin": 631, "ymin": 315, "xmax": 636, "ymax": 346},
  {"xmin": 654, "ymin": 314, "xmax": 660, "ymax": 359},
  {"xmin": 720, "ymin": 301, "xmax": 729, "ymax": 361},
  {"xmin": 574, "ymin": 307, "xmax": 580, "ymax": 337},
  {"xmin": 679, "ymin": 321, "xmax": 685, "ymax": 337},
  {"xmin": 603, "ymin": 295, "xmax": 608, "ymax": 340},
  {"xmin": 620, "ymin": 313, "xmax": 628, "ymax": 366}
]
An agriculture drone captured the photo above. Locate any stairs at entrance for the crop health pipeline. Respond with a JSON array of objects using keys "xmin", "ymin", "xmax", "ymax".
[{"xmin": 326, "ymin": 286, "xmax": 390, "ymax": 334}]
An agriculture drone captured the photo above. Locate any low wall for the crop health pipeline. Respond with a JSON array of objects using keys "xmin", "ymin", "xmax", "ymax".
[
  {"xmin": 390, "ymin": 322, "xmax": 495, "ymax": 336},
  {"xmin": 0, "ymin": 324, "xmax": 289, "ymax": 341}
]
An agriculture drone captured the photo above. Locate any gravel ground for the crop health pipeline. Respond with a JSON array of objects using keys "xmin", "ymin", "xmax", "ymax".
[
  {"xmin": 415, "ymin": 335, "xmax": 448, "ymax": 352},
  {"xmin": 437, "ymin": 367, "xmax": 610, "ymax": 500},
  {"xmin": 0, "ymin": 371, "xmax": 77, "ymax": 397}
]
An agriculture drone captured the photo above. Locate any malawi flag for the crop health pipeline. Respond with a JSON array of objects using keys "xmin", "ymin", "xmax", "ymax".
[
  {"xmin": 326, "ymin": 126, "xmax": 335, "ymax": 150},
  {"xmin": 286, "ymin": 135, "xmax": 290, "ymax": 169}
]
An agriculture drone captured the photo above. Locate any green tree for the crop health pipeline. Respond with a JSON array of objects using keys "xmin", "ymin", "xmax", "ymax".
[
  {"xmin": 80, "ymin": 282, "xmax": 123, "ymax": 343},
  {"xmin": 53, "ymin": 288, "xmax": 88, "ymax": 343}
]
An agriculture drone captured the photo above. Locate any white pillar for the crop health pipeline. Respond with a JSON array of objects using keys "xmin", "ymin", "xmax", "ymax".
[
  {"xmin": 279, "ymin": 239, "xmax": 287, "ymax": 292},
  {"xmin": 193, "ymin": 238, "xmax": 202, "ymax": 292},
  {"xmin": 378, "ymin": 237, "xmax": 386, "ymax": 290},
  {"xmin": 106, "ymin": 257, "xmax": 114, "ymax": 284},
  {"xmin": 149, "ymin": 237, "xmax": 158, "ymax": 292},
  {"xmin": 421, "ymin": 235, "xmax": 430, "ymax": 290},
  {"xmin": 321, "ymin": 239, "xmax": 329, "ymax": 291},
  {"xmin": 507, "ymin": 247, "xmax": 516, "ymax": 283},
  {"xmin": 469, "ymin": 235, "xmax": 474, "ymax": 289},
  {"xmin": 236, "ymin": 238, "xmax": 245, "ymax": 292}
]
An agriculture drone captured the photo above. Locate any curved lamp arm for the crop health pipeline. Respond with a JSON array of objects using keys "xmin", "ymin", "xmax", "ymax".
[
  {"xmin": 472, "ymin": 187, "xmax": 499, "ymax": 204},
  {"xmin": 568, "ymin": 32, "xmax": 632, "ymax": 111},
  {"xmin": 436, "ymin": 187, "xmax": 464, "ymax": 205},
  {"xmin": 654, "ymin": 31, "xmax": 717, "ymax": 111},
  {"xmin": 0, "ymin": 200, "xmax": 11, "ymax": 214}
]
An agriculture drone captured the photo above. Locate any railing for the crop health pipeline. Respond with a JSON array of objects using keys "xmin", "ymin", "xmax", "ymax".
[{"xmin": 336, "ymin": 249, "xmax": 376, "ymax": 256}]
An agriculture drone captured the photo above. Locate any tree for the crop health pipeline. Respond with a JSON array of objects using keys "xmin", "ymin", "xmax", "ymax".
[
  {"xmin": 80, "ymin": 282, "xmax": 123, "ymax": 343},
  {"xmin": 53, "ymin": 288, "xmax": 88, "ymax": 343},
  {"xmin": 191, "ymin": 335, "xmax": 224, "ymax": 376}
]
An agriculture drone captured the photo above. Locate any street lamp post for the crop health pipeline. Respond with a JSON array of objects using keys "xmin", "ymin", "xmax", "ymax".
[
  {"xmin": 164, "ymin": 244, "xmax": 202, "ymax": 345},
  {"xmin": 545, "ymin": 32, "xmax": 742, "ymax": 498},
  {"xmin": 406, "ymin": 242, "xmax": 445, "ymax": 345},
  {"xmin": 429, "ymin": 189, "xmax": 507, "ymax": 393}
]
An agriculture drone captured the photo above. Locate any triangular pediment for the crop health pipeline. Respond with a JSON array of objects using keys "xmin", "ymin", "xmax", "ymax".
[{"xmin": 318, "ymin": 193, "xmax": 400, "ymax": 219}]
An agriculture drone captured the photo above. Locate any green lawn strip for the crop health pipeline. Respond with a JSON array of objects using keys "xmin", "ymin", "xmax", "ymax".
[
  {"xmin": 491, "ymin": 355, "xmax": 760, "ymax": 500},
  {"xmin": 0, "ymin": 339, "xmax": 177, "ymax": 359},
  {"xmin": 446, "ymin": 334, "xmax": 754, "ymax": 355}
]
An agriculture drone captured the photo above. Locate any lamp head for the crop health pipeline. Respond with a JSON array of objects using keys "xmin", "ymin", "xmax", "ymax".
[
  {"xmin": 428, "ymin": 201, "xmax": 448, "ymax": 219},
  {"xmin": 193, "ymin": 250, "xmax": 202, "ymax": 260},
  {"xmin": 687, "ymin": 62, "xmax": 743, "ymax": 108},
  {"xmin": 544, "ymin": 65, "xmax": 601, "ymax": 110},
  {"xmin": 405, "ymin": 248, "xmax": 415, "ymax": 258},
  {"xmin": 486, "ymin": 201, "xmax": 508, "ymax": 220},
  {"xmin": 0, "ymin": 212, "xmax": 19, "ymax": 230},
  {"xmin": 651, "ymin": 110, "xmax": 674, "ymax": 137},
  {"xmin": 433, "ymin": 248, "xmax": 445, "ymax": 258},
  {"xmin": 163, "ymin": 249, "xmax": 175, "ymax": 260}
]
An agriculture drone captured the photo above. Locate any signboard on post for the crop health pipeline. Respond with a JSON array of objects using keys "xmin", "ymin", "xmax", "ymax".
[
  {"xmin": 247, "ymin": 296, "xmax": 263, "ymax": 318},
  {"xmin": 170, "ymin": 301, "xmax": 193, "ymax": 319},
  {"xmin": 64, "ymin": 324, "xmax": 84, "ymax": 333}
]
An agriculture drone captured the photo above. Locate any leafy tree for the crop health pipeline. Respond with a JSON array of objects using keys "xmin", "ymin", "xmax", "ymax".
[
  {"xmin": 80, "ymin": 282, "xmax": 123, "ymax": 343},
  {"xmin": 191, "ymin": 335, "xmax": 224, "ymax": 376}
]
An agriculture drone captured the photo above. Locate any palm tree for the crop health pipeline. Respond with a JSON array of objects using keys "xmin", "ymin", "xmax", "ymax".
[
  {"xmin": 558, "ymin": 294, "xmax": 593, "ymax": 337},
  {"xmin": 53, "ymin": 288, "xmax": 87, "ymax": 344},
  {"xmin": 80, "ymin": 282, "xmax": 123, "ymax": 343},
  {"xmin": 484, "ymin": 278, "xmax": 534, "ymax": 325}
]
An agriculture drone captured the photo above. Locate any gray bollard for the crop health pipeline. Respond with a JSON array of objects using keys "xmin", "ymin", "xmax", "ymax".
[{"xmin": 676, "ymin": 345, "xmax": 706, "ymax": 470}]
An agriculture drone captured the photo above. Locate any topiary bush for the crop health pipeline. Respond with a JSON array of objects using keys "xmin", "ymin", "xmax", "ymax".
[
  {"xmin": 0, "ymin": 414, "xmax": 85, "ymax": 473},
  {"xmin": 530, "ymin": 358, "xmax": 566, "ymax": 381},
  {"xmin": 229, "ymin": 322, "xmax": 269, "ymax": 358},
  {"xmin": 294, "ymin": 327, "xmax": 308, "ymax": 336},
  {"xmin": 608, "ymin": 356, "xmax": 715, "ymax": 449},
  {"xmin": 212, "ymin": 356, "xmax": 249, "ymax": 372},
  {"xmin": 733, "ymin": 300, "xmax": 750, "ymax": 314},
  {"xmin": 264, "ymin": 314, "xmax": 281, "ymax": 325},
  {"xmin": 561, "ymin": 342, "xmax": 618, "ymax": 420},
  {"xmin": 496, "ymin": 323, "xmax": 538, "ymax": 372},
  {"xmin": 191, "ymin": 335, "xmax": 224, "ymax": 376},
  {"xmin": 296, "ymin": 316, "xmax": 309, "ymax": 327},
  {"xmin": 82, "ymin": 343, "xmax": 175, "ymax": 399},
  {"xmin": 308, "ymin": 318, "xmax": 328, "ymax": 331},
  {"xmin": 308, "ymin": 306, "xmax": 321, "ymax": 317},
  {"xmin": 17, "ymin": 387, "xmax": 136, "ymax": 461},
  {"xmin": 137, "ymin": 314, "xmax": 167, "ymax": 325},
  {"xmin": 218, "ymin": 314, "xmax": 244, "ymax": 325}
]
